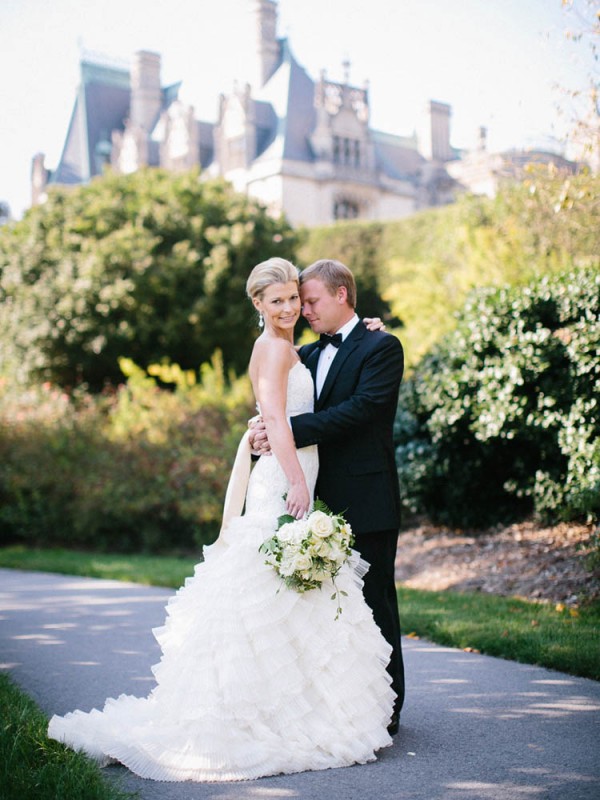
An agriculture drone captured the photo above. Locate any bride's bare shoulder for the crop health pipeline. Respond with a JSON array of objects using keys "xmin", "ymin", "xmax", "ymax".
[{"xmin": 249, "ymin": 336, "xmax": 294, "ymax": 373}]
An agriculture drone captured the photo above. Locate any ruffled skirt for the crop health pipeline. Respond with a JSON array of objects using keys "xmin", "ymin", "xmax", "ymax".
[{"xmin": 48, "ymin": 510, "xmax": 395, "ymax": 782}]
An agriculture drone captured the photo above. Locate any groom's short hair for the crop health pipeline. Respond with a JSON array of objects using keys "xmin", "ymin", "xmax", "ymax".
[{"xmin": 300, "ymin": 259, "xmax": 357, "ymax": 308}]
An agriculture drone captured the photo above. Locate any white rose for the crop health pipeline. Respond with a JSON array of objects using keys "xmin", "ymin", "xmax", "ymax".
[
  {"xmin": 277, "ymin": 522, "xmax": 296, "ymax": 543},
  {"xmin": 307, "ymin": 510, "xmax": 334, "ymax": 538},
  {"xmin": 312, "ymin": 539, "xmax": 331, "ymax": 558},
  {"xmin": 327, "ymin": 545, "xmax": 346, "ymax": 566},
  {"xmin": 293, "ymin": 553, "xmax": 312, "ymax": 572},
  {"xmin": 329, "ymin": 545, "xmax": 347, "ymax": 565}
]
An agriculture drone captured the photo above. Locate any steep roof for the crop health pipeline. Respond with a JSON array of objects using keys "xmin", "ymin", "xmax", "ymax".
[
  {"xmin": 250, "ymin": 39, "xmax": 428, "ymax": 185},
  {"xmin": 50, "ymin": 59, "xmax": 184, "ymax": 185},
  {"xmin": 252, "ymin": 38, "xmax": 316, "ymax": 163},
  {"xmin": 372, "ymin": 131, "xmax": 425, "ymax": 182},
  {"xmin": 47, "ymin": 41, "xmax": 442, "ymax": 195},
  {"xmin": 52, "ymin": 60, "xmax": 130, "ymax": 184}
]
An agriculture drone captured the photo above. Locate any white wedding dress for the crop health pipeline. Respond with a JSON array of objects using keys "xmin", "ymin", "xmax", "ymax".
[{"xmin": 48, "ymin": 361, "xmax": 395, "ymax": 782}]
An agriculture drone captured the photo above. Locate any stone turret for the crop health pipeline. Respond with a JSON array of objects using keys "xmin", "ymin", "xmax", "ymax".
[{"xmin": 253, "ymin": 0, "xmax": 279, "ymax": 87}]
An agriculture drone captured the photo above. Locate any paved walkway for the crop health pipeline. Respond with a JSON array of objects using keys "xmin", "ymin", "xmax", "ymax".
[{"xmin": 1, "ymin": 568, "xmax": 599, "ymax": 800}]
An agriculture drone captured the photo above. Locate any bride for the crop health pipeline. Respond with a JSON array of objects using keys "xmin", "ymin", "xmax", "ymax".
[{"xmin": 48, "ymin": 258, "xmax": 396, "ymax": 782}]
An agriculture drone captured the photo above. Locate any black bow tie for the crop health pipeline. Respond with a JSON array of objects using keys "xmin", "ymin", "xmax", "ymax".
[{"xmin": 317, "ymin": 333, "xmax": 343, "ymax": 350}]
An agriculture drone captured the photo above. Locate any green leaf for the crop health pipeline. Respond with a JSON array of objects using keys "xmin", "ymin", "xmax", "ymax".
[
  {"xmin": 313, "ymin": 497, "xmax": 333, "ymax": 515},
  {"xmin": 276, "ymin": 513, "xmax": 295, "ymax": 529}
]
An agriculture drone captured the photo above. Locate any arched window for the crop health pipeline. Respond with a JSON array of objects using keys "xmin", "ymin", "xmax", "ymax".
[{"xmin": 334, "ymin": 198, "xmax": 360, "ymax": 220}]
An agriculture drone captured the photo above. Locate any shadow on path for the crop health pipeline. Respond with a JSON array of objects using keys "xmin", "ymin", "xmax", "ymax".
[{"xmin": 1, "ymin": 568, "xmax": 599, "ymax": 800}]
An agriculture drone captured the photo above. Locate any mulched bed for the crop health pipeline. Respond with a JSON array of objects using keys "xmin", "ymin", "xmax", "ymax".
[{"xmin": 395, "ymin": 519, "xmax": 599, "ymax": 605}]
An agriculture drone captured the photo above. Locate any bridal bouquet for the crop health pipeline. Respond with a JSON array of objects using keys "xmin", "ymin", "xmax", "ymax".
[{"xmin": 259, "ymin": 499, "xmax": 354, "ymax": 618}]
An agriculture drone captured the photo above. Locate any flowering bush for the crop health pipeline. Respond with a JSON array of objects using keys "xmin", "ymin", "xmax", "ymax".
[{"xmin": 259, "ymin": 500, "xmax": 354, "ymax": 618}]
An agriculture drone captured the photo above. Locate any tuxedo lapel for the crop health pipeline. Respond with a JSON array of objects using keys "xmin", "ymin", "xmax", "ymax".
[
  {"xmin": 316, "ymin": 322, "xmax": 366, "ymax": 409},
  {"xmin": 301, "ymin": 343, "xmax": 321, "ymax": 402}
]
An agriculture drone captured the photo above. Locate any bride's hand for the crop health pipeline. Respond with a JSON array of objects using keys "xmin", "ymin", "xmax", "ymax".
[
  {"xmin": 286, "ymin": 481, "xmax": 311, "ymax": 519},
  {"xmin": 364, "ymin": 316, "xmax": 386, "ymax": 331}
]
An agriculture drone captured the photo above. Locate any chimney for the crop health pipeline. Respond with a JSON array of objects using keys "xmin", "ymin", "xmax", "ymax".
[
  {"xmin": 420, "ymin": 100, "xmax": 452, "ymax": 162},
  {"xmin": 254, "ymin": 0, "xmax": 279, "ymax": 87},
  {"xmin": 31, "ymin": 153, "xmax": 49, "ymax": 206},
  {"xmin": 130, "ymin": 50, "xmax": 162, "ymax": 131}
]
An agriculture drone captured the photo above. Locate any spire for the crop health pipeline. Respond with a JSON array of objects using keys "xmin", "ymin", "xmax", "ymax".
[{"xmin": 342, "ymin": 57, "xmax": 351, "ymax": 85}]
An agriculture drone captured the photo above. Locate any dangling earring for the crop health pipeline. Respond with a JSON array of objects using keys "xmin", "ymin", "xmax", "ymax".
[{"xmin": 258, "ymin": 314, "xmax": 264, "ymax": 329}]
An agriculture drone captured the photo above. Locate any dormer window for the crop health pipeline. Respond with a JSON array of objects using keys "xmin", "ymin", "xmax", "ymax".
[
  {"xmin": 333, "ymin": 136, "xmax": 341, "ymax": 163},
  {"xmin": 344, "ymin": 138, "xmax": 351, "ymax": 163},
  {"xmin": 332, "ymin": 137, "xmax": 361, "ymax": 167}
]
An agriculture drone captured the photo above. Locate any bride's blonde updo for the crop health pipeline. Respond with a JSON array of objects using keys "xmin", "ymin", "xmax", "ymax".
[{"xmin": 246, "ymin": 258, "xmax": 299, "ymax": 300}]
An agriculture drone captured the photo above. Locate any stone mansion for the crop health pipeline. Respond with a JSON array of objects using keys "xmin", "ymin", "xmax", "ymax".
[{"xmin": 31, "ymin": 0, "xmax": 577, "ymax": 227}]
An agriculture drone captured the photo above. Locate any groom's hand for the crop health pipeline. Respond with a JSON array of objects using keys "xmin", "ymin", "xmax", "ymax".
[{"xmin": 248, "ymin": 417, "xmax": 272, "ymax": 455}]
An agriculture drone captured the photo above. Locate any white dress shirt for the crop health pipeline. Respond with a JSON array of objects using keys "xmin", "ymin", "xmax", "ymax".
[{"xmin": 315, "ymin": 314, "xmax": 360, "ymax": 397}]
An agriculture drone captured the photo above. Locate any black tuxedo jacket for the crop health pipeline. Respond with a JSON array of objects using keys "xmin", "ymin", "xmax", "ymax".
[{"xmin": 291, "ymin": 321, "xmax": 404, "ymax": 535}]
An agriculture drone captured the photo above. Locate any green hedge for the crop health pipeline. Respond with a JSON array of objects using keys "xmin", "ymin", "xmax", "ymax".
[
  {"xmin": 0, "ymin": 354, "xmax": 254, "ymax": 553},
  {"xmin": 395, "ymin": 266, "xmax": 600, "ymax": 527},
  {"xmin": 300, "ymin": 168, "xmax": 600, "ymax": 367}
]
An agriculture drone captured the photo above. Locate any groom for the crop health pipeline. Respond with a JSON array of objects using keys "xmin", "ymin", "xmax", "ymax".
[{"xmin": 252, "ymin": 258, "xmax": 405, "ymax": 732}]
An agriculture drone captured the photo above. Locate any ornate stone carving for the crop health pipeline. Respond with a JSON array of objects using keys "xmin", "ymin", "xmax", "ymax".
[
  {"xmin": 160, "ymin": 100, "xmax": 199, "ymax": 171},
  {"xmin": 112, "ymin": 123, "xmax": 148, "ymax": 174}
]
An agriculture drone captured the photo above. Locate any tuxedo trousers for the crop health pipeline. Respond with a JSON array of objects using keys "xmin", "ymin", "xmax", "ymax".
[{"xmin": 354, "ymin": 528, "xmax": 405, "ymax": 714}]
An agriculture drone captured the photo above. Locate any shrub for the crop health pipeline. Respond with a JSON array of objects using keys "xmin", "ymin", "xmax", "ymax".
[
  {"xmin": 0, "ymin": 354, "xmax": 254, "ymax": 553},
  {"xmin": 395, "ymin": 266, "xmax": 600, "ymax": 527}
]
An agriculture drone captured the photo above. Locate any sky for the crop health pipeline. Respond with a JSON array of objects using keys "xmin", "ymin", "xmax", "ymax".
[{"xmin": 1, "ymin": 0, "xmax": 595, "ymax": 220}]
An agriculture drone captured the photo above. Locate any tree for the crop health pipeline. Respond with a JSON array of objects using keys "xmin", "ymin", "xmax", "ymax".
[
  {"xmin": 555, "ymin": 0, "xmax": 600, "ymax": 171},
  {"xmin": 0, "ymin": 169, "xmax": 298, "ymax": 389}
]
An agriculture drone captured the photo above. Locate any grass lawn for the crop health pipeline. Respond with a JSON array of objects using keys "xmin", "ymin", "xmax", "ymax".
[
  {"xmin": 0, "ymin": 673, "xmax": 134, "ymax": 800},
  {"xmin": 397, "ymin": 586, "xmax": 600, "ymax": 681},
  {"xmin": 0, "ymin": 545, "xmax": 198, "ymax": 588},
  {"xmin": 1, "ymin": 545, "xmax": 598, "ymax": 681}
]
